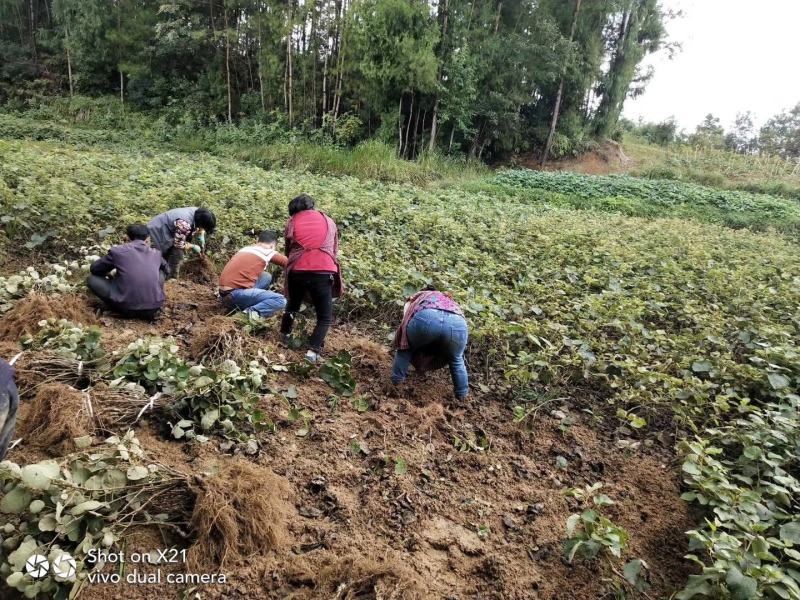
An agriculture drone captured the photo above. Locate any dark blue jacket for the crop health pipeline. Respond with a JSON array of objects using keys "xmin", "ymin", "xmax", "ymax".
[{"xmin": 90, "ymin": 240, "xmax": 168, "ymax": 310}]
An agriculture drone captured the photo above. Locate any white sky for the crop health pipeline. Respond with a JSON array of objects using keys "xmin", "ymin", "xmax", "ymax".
[{"xmin": 623, "ymin": 0, "xmax": 800, "ymax": 133}]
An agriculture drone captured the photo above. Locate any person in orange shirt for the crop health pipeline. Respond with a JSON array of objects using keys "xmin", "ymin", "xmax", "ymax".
[{"xmin": 218, "ymin": 230, "xmax": 288, "ymax": 318}]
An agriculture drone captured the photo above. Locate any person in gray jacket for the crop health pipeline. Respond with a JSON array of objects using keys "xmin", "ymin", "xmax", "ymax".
[
  {"xmin": 0, "ymin": 356, "xmax": 19, "ymax": 461},
  {"xmin": 147, "ymin": 207, "xmax": 217, "ymax": 279}
]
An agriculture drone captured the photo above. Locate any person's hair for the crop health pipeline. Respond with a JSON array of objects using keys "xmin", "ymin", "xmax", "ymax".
[
  {"xmin": 257, "ymin": 230, "xmax": 278, "ymax": 245},
  {"xmin": 194, "ymin": 207, "xmax": 217, "ymax": 235},
  {"xmin": 126, "ymin": 223, "xmax": 150, "ymax": 241},
  {"xmin": 288, "ymin": 194, "xmax": 316, "ymax": 216},
  {"xmin": 423, "ymin": 284, "xmax": 438, "ymax": 291}
]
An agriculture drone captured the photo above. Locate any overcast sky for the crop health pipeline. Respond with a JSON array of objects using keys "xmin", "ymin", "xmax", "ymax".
[{"xmin": 623, "ymin": 0, "xmax": 800, "ymax": 133}]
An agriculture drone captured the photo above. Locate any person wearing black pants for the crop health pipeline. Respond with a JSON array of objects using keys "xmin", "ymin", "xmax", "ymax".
[
  {"xmin": 279, "ymin": 194, "xmax": 344, "ymax": 363},
  {"xmin": 280, "ymin": 272, "xmax": 334, "ymax": 355}
]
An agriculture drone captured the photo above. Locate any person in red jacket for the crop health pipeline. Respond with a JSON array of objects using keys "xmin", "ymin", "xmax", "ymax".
[{"xmin": 279, "ymin": 194, "xmax": 343, "ymax": 363}]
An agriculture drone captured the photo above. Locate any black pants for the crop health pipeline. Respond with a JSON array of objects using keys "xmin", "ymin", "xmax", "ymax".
[
  {"xmin": 163, "ymin": 246, "xmax": 184, "ymax": 280},
  {"xmin": 280, "ymin": 272, "xmax": 334, "ymax": 352},
  {"xmin": 86, "ymin": 275, "xmax": 162, "ymax": 321}
]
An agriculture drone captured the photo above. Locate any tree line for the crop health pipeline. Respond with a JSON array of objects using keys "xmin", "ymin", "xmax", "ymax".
[
  {"xmin": 0, "ymin": 0, "xmax": 670, "ymax": 161},
  {"xmin": 623, "ymin": 106, "xmax": 800, "ymax": 160}
]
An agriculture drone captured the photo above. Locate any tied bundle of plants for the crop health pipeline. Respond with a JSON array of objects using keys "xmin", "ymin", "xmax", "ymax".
[
  {"xmin": 109, "ymin": 337, "xmax": 191, "ymax": 395},
  {"xmin": 169, "ymin": 359, "xmax": 271, "ymax": 441},
  {"xmin": 0, "ymin": 431, "xmax": 193, "ymax": 599},
  {"xmin": 189, "ymin": 315, "xmax": 259, "ymax": 364}
]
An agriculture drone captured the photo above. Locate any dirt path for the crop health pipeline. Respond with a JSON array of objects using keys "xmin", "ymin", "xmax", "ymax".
[{"xmin": 2, "ymin": 276, "xmax": 694, "ymax": 599}]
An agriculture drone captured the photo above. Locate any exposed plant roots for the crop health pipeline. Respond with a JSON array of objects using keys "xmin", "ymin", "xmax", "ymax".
[
  {"xmin": 0, "ymin": 293, "xmax": 97, "ymax": 340},
  {"xmin": 90, "ymin": 383, "xmax": 167, "ymax": 432},
  {"xmin": 180, "ymin": 256, "xmax": 218, "ymax": 285},
  {"xmin": 14, "ymin": 351, "xmax": 94, "ymax": 398},
  {"xmin": 310, "ymin": 554, "xmax": 424, "ymax": 599},
  {"xmin": 187, "ymin": 458, "xmax": 291, "ymax": 569},
  {"xmin": 189, "ymin": 315, "xmax": 257, "ymax": 363},
  {"xmin": 18, "ymin": 383, "xmax": 94, "ymax": 454}
]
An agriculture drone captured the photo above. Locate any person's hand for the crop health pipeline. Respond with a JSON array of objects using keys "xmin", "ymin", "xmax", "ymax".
[{"xmin": 188, "ymin": 244, "xmax": 202, "ymax": 254}]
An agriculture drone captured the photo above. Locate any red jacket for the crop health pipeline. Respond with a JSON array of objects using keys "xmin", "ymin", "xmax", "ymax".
[{"xmin": 284, "ymin": 210, "xmax": 344, "ymax": 298}]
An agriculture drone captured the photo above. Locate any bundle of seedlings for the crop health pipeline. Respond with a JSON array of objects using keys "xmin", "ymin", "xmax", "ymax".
[
  {"xmin": 14, "ymin": 319, "xmax": 106, "ymax": 397},
  {"xmin": 167, "ymin": 358, "xmax": 271, "ymax": 441},
  {"xmin": 89, "ymin": 382, "xmax": 169, "ymax": 432},
  {"xmin": 14, "ymin": 350, "xmax": 94, "ymax": 398},
  {"xmin": 189, "ymin": 315, "xmax": 260, "ymax": 364},
  {"xmin": 0, "ymin": 431, "xmax": 193, "ymax": 599},
  {"xmin": 108, "ymin": 336, "xmax": 191, "ymax": 395}
]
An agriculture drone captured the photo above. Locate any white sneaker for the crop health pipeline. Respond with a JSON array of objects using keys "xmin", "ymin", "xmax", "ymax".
[{"xmin": 304, "ymin": 350, "xmax": 321, "ymax": 364}]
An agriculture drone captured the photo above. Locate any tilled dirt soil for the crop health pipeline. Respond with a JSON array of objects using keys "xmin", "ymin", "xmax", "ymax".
[{"xmin": 1, "ymin": 274, "xmax": 695, "ymax": 599}]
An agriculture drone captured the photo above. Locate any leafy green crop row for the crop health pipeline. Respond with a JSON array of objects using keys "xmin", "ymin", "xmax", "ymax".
[{"xmin": 493, "ymin": 170, "xmax": 800, "ymax": 238}]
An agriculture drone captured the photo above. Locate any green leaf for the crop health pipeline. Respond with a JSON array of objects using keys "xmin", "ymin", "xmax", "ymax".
[
  {"xmin": 394, "ymin": 457, "xmax": 407, "ymax": 475},
  {"xmin": 623, "ymin": 559, "xmax": 644, "ymax": 585},
  {"xmin": 692, "ymin": 361, "xmax": 712, "ymax": 373},
  {"xmin": 781, "ymin": 522, "xmax": 800, "ymax": 545},
  {"xmin": 126, "ymin": 466, "xmax": 149, "ymax": 481},
  {"xmin": 20, "ymin": 462, "xmax": 60, "ymax": 490},
  {"xmin": 768, "ymin": 372, "xmax": 790, "ymax": 390},
  {"xmin": 201, "ymin": 408, "xmax": 220, "ymax": 430},
  {"xmin": 725, "ymin": 566, "xmax": 758, "ymax": 600},
  {"xmin": 0, "ymin": 485, "xmax": 32, "ymax": 514}
]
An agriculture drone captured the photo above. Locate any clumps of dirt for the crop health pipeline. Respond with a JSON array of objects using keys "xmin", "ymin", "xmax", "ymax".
[
  {"xmin": 17, "ymin": 383, "xmax": 94, "ymax": 454},
  {"xmin": 187, "ymin": 458, "xmax": 292, "ymax": 569},
  {"xmin": 14, "ymin": 351, "xmax": 92, "ymax": 398},
  {"xmin": 0, "ymin": 292, "xmax": 97, "ymax": 340},
  {"xmin": 189, "ymin": 315, "xmax": 260, "ymax": 364},
  {"xmin": 181, "ymin": 256, "xmax": 218, "ymax": 285},
  {"xmin": 300, "ymin": 553, "xmax": 424, "ymax": 600}
]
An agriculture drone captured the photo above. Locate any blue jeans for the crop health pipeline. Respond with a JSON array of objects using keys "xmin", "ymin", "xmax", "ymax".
[
  {"xmin": 228, "ymin": 273, "xmax": 287, "ymax": 318},
  {"xmin": 392, "ymin": 308, "xmax": 469, "ymax": 398}
]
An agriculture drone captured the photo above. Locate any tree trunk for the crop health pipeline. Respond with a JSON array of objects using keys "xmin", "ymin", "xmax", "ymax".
[
  {"xmin": 119, "ymin": 70, "xmax": 124, "ymax": 106},
  {"xmin": 28, "ymin": 0, "xmax": 37, "ymax": 61},
  {"xmin": 398, "ymin": 94, "xmax": 404, "ymax": 155},
  {"xmin": 286, "ymin": 1, "xmax": 294, "ymax": 126},
  {"xmin": 223, "ymin": 7, "xmax": 233, "ymax": 124},
  {"xmin": 541, "ymin": 0, "xmax": 582, "ymax": 166},
  {"xmin": 493, "ymin": 1, "xmax": 502, "ymax": 34},
  {"xmin": 65, "ymin": 29, "xmax": 74, "ymax": 97},
  {"xmin": 428, "ymin": 0, "xmax": 450, "ymax": 152},
  {"xmin": 331, "ymin": 0, "xmax": 348, "ymax": 134},
  {"xmin": 257, "ymin": 8, "xmax": 265, "ymax": 112},
  {"xmin": 321, "ymin": 51, "xmax": 328, "ymax": 116},
  {"xmin": 404, "ymin": 93, "xmax": 414, "ymax": 158}
]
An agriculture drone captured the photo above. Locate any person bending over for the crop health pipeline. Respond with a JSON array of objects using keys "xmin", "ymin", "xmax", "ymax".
[
  {"xmin": 279, "ymin": 194, "xmax": 343, "ymax": 364},
  {"xmin": 87, "ymin": 223, "xmax": 168, "ymax": 321},
  {"xmin": 391, "ymin": 286, "xmax": 470, "ymax": 401},
  {"xmin": 147, "ymin": 206, "xmax": 216, "ymax": 279},
  {"xmin": 0, "ymin": 356, "xmax": 19, "ymax": 461},
  {"xmin": 218, "ymin": 230, "xmax": 288, "ymax": 318}
]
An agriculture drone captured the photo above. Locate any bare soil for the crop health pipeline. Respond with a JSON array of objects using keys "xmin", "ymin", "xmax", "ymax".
[
  {"xmin": 515, "ymin": 141, "xmax": 634, "ymax": 176},
  {"xmin": 1, "ymin": 274, "xmax": 695, "ymax": 599}
]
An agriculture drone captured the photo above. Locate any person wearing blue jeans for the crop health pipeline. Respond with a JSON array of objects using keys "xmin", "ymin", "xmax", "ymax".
[
  {"xmin": 392, "ymin": 289, "xmax": 470, "ymax": 400},
  {"xmin": 218, "ymin": 230, "xmax": 289, "ymax": 318},
  {"xmin": 229, "ymin": 272, "xmax": 287, "ymax": 317}
]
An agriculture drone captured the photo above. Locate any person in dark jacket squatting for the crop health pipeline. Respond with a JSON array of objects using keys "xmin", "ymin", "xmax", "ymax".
[
  {"xmin": 390, "ymin": 286, "xmax": 470, "ymax": 401},
  {"xmin": 86, "ymin": 223, "xmax": 169, "ymax": 321},
  {"xmin": 0, "ymin": 356, "xmax": 20, "ymax": 461},
  {"xmin": 147, "ymin": 206, "xmax": 217, "ymax": 279}
]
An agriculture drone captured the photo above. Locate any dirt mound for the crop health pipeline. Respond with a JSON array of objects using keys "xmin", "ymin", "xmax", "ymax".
[
  {"xmin": 297, "ymin": 553, "xmax": 424, "ymax": 599},
  {"xmin": 517, "ymin": 140, "xmax": 634, "ymax": 175},
  {"xmin": 0, "ymin": 292, "xmax": 97, "ymax": 340},
  {"xmin": 189, "ymin": 315, "xmax": 260, "ymax": 363},
  {"xmin": 17, "ymin": 383, "xmax": 94, "ymax": 454},
  {"xmin": 188, "ymin": 458, "xmax": 292, "ymax": 569},
  {"xmin": 180, "ymin": 256, "xmax": 218, "ymax": 285}
]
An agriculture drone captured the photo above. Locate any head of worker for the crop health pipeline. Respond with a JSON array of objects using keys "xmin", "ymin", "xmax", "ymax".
[
  {"xmin": 287, "ymin": 193, "xmax": 315, "ymax": 216},
  {"xmin": 256, "ymin": 229, "xmax": 279, "ymax": 251},
  {"xmin": 126, "ymin": 223, "xmax": 151, "ymax": 244},
  {"xmin": 194, "ymin": 207, "xmax": 217, "ymax": 236}
]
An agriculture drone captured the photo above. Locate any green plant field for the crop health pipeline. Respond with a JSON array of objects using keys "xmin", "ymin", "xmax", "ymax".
[
  {"xmin": 492, "ymin": 169, "xmax": 800, "ymax": 237},
  {"xmin": 3, "ymin": 132, "xmax": 800, "ymax": 597}
]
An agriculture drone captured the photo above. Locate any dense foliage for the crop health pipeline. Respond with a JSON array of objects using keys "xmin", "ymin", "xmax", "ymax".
[
  {"xmin": 493, "ymin": 169, "xmax": 800, "ymax": 236},
  {"xmin": 3, "ymin": 126, "xmax": 800, "ymax": 596},
  {"xmin": 0, "ymin": 0, "xmax": 670, "ymax": 160}
]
